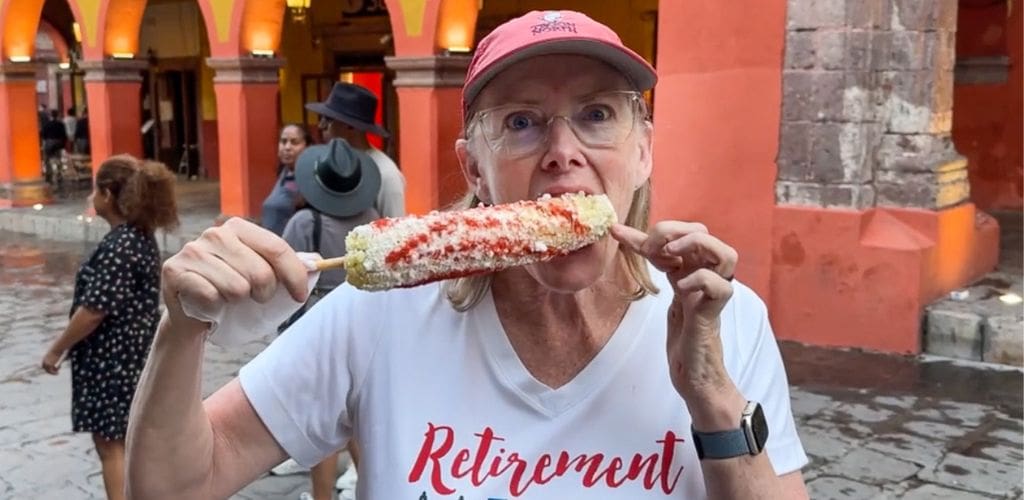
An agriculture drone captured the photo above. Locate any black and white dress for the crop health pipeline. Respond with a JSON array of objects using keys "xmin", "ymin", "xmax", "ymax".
[{"xmin": 69, "ymin": 223, "xmax": 161, "ymax": 440}]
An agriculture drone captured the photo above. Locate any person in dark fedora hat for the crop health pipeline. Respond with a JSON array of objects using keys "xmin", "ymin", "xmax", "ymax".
[
  {"xmin": 306, "ymin": 82, "xmax": 407, "ymax": 219},
  {"xmin": 306, "ymin": 82, "xmax": 390, "ymax": 139}
]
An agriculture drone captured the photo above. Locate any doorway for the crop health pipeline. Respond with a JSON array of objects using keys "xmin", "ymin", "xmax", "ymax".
[{"xmin": 147, "ymin": 69, "xmax": 200, "ymax": 178}]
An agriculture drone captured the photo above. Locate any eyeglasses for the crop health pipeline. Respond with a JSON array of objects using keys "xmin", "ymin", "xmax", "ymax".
[{"xmin": 468, "ymin": 90, "xmax": 647, "ymax": 159}]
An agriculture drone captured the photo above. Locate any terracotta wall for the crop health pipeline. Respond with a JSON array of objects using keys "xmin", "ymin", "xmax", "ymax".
[
  {"xmin": 650, "ymin": 0, "xmax": 786, "ymax": 300},
  {"xmin": 953, "ymin": 1, "xmax": 1022, "ymax": 210}
]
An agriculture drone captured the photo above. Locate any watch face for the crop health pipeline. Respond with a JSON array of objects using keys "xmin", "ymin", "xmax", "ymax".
[{"xmin": 751, "ymin": 403, "xmax": 769, "ymax": 450}]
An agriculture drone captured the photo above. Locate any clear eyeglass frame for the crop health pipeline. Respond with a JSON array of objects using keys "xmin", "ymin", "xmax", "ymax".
[{"xmin": 466, "ymin": 90, "xmax": 648, "ymax": 159}]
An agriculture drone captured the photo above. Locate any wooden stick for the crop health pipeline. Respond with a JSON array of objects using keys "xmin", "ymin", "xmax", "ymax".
[{"xmin": 314, "ymin": 255, "xmax": 349, "ymax": 271}]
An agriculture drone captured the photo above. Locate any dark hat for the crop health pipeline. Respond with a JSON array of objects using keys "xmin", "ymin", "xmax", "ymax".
[
  {"xmin": 305, "ymin": 82, "xmax": 390, "ymax": 138},
  {"xmin": 294, "ymin": 139, "xmax": 381, "ymax": 218}
]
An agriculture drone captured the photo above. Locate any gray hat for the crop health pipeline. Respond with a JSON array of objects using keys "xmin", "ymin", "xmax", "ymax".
[{"xmin": 294, "ymin": 139, "xmax": 380, "ymax": 217}]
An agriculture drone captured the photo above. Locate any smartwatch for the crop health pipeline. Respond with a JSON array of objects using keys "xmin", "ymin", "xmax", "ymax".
[{"xmin": 692, "ymin": 401, "xmax": 769, "ymax": 460}]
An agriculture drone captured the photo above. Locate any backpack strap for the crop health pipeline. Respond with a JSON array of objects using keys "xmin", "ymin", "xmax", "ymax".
[{"xmin": 312, "ymin": 210, "xmax": 322, "ymax": 253}]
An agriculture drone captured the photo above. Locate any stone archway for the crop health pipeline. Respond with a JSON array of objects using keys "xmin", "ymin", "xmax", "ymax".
[
  {"xmin": 95, "ymin": 0, "xmax": 224, "ymax": 58},
  {"xmin": 0, "ymin": 0, "xmax": 88, "ymax": 206}
]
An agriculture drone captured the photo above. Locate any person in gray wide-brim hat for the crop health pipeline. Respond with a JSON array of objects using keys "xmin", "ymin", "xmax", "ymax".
[{"xmin": 294, "ymin": 138, "xmax": 381, "ymax": 217}]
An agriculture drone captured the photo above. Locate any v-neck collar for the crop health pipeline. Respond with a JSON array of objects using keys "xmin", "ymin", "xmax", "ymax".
[{"xmin": 473, "ymin": 288, "xmax": 654, "ymax": 418}]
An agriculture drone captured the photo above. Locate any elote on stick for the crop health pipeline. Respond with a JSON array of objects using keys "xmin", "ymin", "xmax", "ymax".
[{"xmin": 322, "ymin": 193, "xmax": 616, "ymax": 291}]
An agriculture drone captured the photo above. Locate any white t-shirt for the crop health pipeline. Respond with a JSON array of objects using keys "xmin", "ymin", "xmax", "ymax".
[
  {"xmin": 365, "ymin": 148, "xmax": 406, "ymax": 218},
  {"xmin": 239, "ymin": 268, "xmax": 807, "ymax": 498}
]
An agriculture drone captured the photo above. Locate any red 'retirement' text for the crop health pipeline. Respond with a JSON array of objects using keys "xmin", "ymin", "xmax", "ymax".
[{"xmin": 407, "ymin": 423, "xmax": 686, "ymax": 496}]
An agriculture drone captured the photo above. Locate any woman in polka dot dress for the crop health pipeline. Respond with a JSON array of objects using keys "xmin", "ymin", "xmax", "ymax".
[{"xmin": 40, "ymin": 154, "xmax": 178, "ymax": 500}]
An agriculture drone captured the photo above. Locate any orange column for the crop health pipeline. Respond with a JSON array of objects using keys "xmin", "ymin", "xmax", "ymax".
[
  {"xmin": 650, "ymin": 2, "xmax": 786, "ymax": 299},
  {"xmin": 0, "ymin": 62, "xmax": 49, "ymax": 208},
  {"xmin": 384, "ymin": 55, "xmax": 470, "ymax": 214},
  {"xmin": 207, "ymin": 57, "xmax": 283, "ymax": 218},
  {"xmin": 80, "ymin": 59, "xmax": 147, "ymax": 171}
]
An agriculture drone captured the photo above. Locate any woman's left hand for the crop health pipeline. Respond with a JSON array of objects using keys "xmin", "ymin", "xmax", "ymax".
[
  {"xmin": 610, "ymin": 221, "xmax": 738, "ymax": 401},
  {"xmin": 41, "ymin": 348, "xmax": 65, "ymax": 375}
]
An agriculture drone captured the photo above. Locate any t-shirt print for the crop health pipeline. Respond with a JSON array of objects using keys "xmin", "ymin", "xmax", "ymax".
[{"xmin": 407, "ymin": 422, "xmax": 687, "ymax": 497}]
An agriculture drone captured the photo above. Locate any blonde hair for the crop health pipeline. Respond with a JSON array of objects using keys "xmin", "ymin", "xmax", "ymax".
[{"xmin": 442, "ymin": 180, "xmax": 659, "ymax": 311}]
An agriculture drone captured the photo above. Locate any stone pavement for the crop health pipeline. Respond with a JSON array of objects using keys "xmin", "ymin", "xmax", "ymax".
[
  {"xmin": 1, "ymin": 230, "xmax": 1022, "ymax": 499},
  {"xmin": 785, "ymin": 345, "xmax": 1023, "ymax": 499}
]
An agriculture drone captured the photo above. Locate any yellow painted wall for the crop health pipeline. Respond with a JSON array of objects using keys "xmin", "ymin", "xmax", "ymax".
[
  {"xmin": 74, "ymin": 78, "xmax": 87, "ymax": 113},
  {"xmin": 208, "ymin": 0, "xmax": 236, "ymax": 44},
  {"xmin": 199, "ymin": 16, "xmax": 216, "ymax": 121},
  {"xmin": 278, "ymin": 15, "xmax": 327, "ymax": 126},
  {"xmin": 200, "ymin": 64, "xmax": 216, "ymax": 120},
  {"xmin": 75, "ymin": 0, "xmax": 103, "ymax": 49}
]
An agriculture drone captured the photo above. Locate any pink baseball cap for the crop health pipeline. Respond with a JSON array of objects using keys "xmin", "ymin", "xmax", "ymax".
[{"xmin": 462, "ymin": 10, "xmax": 657, "ymax": 116}]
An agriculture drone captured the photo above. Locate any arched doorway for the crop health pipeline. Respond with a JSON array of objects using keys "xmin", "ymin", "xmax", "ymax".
[
  {"xmin": 137, "ymin": 0, "xmax": 212, "ymax": 178},
  {"xmin": 35, "ymin": 0, "xmax": 89, "ymax": 192}
]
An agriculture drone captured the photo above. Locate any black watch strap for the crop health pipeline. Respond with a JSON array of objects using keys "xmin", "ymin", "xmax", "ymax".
[
  {"xmin": 692, "ymin": 427, "xmax": 753, "ymax": 459},
  {"xmin": 691, "ymin": 401, "xmax": 767, "ymax": 460}
]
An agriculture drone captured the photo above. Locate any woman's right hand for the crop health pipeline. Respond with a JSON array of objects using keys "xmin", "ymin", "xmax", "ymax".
[
  {"xmin": 40, "ymin": 348, "xmax": 64, "ymax": 375},
  {"xmin": 161, "ymin": 217, "xmax": 310, "ymax": 336}
]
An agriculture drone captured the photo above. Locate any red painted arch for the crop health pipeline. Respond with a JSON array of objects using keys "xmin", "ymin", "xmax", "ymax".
[{"xmin": 83, "ymin": 0, "xmax": 225, "ymax": 59}]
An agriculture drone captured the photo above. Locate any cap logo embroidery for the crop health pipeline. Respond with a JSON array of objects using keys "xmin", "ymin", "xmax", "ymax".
[{"xmin": 530, "ymin": 11, "xmax": 576, "ymax": 35}]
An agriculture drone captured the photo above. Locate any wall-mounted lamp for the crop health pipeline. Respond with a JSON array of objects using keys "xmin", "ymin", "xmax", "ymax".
[
  {"xmin": 251, "ymin": 49, "xmax": 275, "ymax": 58},
  {"xmin": 58, "ymin": 62, "xmax": 70, "ymax": 69},
  {"xmin": 286, "ymin": 0, "xmax": 311, "ymax": 22},
  {"xmin": 72, "ymin": 22, "xmax": 82, "ymax": 44},
  {"xmin": 111, "ymin": 52, "xmax": 135, "ymax": 60},
  {"xmin": 437, "ymin": 0, "xmax": 479, "ymax": 57},
  {"xmin": 9, "ymin": 55, "xmax": 31, "ymax": 63}
]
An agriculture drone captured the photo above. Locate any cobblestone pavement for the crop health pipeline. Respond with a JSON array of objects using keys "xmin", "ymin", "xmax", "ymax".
[{"xmin": 1, "ymin": 231, "xmax": 1022, "ymax": 499}]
